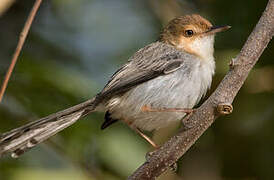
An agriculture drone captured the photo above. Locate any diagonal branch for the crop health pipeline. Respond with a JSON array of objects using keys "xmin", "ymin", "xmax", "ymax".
[
  {"xmin": 128, "ymin": 0, "xmax": 274, "ymax": 179},
  {"xmin": 0, "ymin": 0, "xmax": 42, "ymax": 102}
]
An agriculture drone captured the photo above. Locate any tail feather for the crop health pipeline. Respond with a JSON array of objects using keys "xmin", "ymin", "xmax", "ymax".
[{"xmin": 0, "ymin": 97, "xmax": 96, "ymax": 158}]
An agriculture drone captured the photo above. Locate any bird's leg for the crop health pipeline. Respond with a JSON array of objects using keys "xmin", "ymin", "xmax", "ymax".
[
  {"xmin": 141, "ymin": 105, "xmax": 194, "ymax": 113},
  {"xmin": 134, "ymin": 127, "xmax": 158, "ymax": 148},
  {"xmin": 123, "ymin": 119, "xmax": 158, "ymax": 148},
  {"xmin": 141, "ymin": 105, "xmax": 196, "ymax": 129}
]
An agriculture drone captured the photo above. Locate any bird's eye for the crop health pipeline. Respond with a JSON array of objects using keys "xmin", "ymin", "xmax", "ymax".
[{"xmin": 184, "ymin": 30, "xmax": 194, "ymax": 37}]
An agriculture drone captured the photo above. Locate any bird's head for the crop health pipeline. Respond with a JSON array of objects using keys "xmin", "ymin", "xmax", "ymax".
[{"xmin": 159, "ymin": 14, "xmax": 230, "ymax": 60}]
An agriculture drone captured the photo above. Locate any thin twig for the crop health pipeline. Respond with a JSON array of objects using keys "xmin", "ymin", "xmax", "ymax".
[
  {"xmin": 0, "ymin": 0, "xmax": 42, "ymax": 102},
  {"xmin": 128, "ymin": 0, "xmax": 274, "ymax": 179}
]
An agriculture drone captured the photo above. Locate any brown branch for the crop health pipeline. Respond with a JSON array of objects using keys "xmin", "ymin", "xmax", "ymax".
[
  {"xmin": 0, "ymin": 0, "xmax": 42, "ymax": 102},
  {"xmin": 128, "ymin": 0, "xmax": 274, "ymax": 179}
]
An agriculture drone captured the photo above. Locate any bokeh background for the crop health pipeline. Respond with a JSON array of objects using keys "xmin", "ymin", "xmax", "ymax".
[{"xmin": 0, "ymin": 0, "xmax": 273, "ymax": 179}]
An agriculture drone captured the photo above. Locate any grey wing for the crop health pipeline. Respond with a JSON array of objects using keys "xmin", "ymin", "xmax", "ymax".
[{"xmin": 94, "ymin": 42, "xmax": 185, "ymax": 104}]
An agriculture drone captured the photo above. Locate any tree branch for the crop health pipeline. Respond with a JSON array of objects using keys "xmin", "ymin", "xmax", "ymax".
[
  {"xmin": 0, "ymin": 0, "xmax": 42, "ymax": 102},
  {"xmin": 128, "ymin": 0, "xmax": 274, "ymax": 179}
]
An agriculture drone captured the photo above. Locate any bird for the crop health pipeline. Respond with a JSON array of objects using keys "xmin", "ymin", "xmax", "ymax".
[{"xmin": 0, "ymin": 14, "xmax": 230, "ymax": 157}]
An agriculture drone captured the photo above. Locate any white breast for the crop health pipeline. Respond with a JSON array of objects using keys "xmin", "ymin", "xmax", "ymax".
[{"xmin": 105, "ymin": 56, "xmax": 215, "ymax": 131}]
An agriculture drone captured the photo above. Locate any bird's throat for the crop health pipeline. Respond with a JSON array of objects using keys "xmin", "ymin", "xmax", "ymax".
[{"xmin": 178, "ymin": 35, "xmax": 215, "ymax": 61}]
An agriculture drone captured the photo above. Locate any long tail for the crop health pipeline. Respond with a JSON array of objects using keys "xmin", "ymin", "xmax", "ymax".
[{"xmin": 0, "ymin": 97, "xmax": 96, "ymax": 158}]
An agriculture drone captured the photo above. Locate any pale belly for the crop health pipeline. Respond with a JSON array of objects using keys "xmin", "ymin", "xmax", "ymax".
[{"xmin": 105, "ymin": 65, "xmax": 211, "ymax": 131}]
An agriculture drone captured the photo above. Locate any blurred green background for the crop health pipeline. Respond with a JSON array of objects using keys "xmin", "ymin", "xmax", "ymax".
[{"xmin": 0, "ymin": 0, "xmax": 273, "ymax": 179}]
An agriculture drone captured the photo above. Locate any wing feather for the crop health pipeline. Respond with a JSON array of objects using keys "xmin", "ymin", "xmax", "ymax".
[{"xmin": 94, "ymin": 42, "xmax": 187, "ymax": 104}]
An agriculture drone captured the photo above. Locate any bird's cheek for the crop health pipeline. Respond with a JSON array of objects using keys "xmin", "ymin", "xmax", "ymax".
[
  {"xmin": 177, "ymin": 36, "xmax": 189, "ymax": 49},
  {"xmin": 176, "ymin": 37, "xmax": 197, "ymax": 56}
]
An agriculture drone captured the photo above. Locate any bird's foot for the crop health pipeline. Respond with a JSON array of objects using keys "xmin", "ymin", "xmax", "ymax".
[
  {"xmin": 181, "ymin": 108, "xmax": 196, "ymax": 130},
  {"xmin": 169, "ymin": 162, "xmax": 178, "ymax": 172}
]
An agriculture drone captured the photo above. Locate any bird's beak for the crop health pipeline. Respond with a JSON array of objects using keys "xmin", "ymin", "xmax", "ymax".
[{"xmin": 205, "ymin": 25, "xmax": 231, "ymax": 35}]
